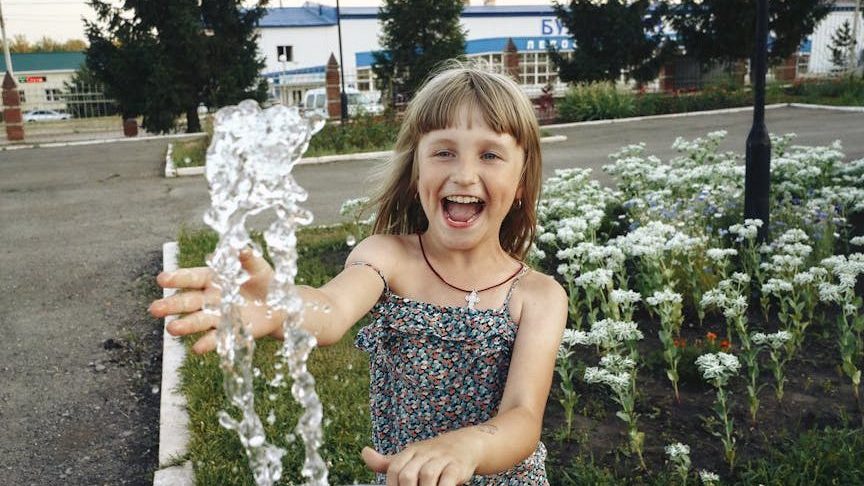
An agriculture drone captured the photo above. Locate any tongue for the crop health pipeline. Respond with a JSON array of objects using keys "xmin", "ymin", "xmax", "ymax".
[{"xmin": 446, "ymin": 201, "xmax": 483, "ymax": 222}]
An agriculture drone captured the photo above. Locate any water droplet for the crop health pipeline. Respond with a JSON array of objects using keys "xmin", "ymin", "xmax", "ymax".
[
  {"xmin": 347, "ymin": 363, "xmax": 353, "ymax": 370},
  {"xmin": 268, "ymin": 393, "xmax": 277, "ymax": 401},
  {"xmin": 267, "ymin": 410, "xmax": 276, "ymax": 425},
  {"xmin": 285, "ymin": 433, "xmax": 296, "ymax": 443},
  {"xmin": 151, "ymin": 385, "xmax": 160, "ymax": 394},
  {"xmin": 324, "ymin": 418, "xmax": 332, "ymax": 427},
  {"xmin": 346, "ymin": 234, "xmax": 356, "ymax": 247},
  {"xmin": 253, "ymin": 367, "xmax": 261, "ymax": 378},
  {"xmin": 248, "ymin": 435, "xmax": 265, "ymax": 447}
]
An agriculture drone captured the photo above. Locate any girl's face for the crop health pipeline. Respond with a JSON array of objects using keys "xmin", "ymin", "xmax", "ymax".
[{"xmin": 415, "ymin": 107, "xmax": 524, "ymax": 251}]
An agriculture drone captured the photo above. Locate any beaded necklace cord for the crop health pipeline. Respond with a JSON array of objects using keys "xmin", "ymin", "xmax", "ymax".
[{"xmin": 417, "ymin": 233, "xmax": 523, "ymax": 309}]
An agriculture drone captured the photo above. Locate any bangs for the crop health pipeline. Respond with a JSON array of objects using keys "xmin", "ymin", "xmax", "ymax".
[{"xmin": 409, "ymin": 70, "xmax": 534, "ymax": 148}]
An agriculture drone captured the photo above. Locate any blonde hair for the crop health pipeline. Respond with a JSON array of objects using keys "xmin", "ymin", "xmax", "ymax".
[{"xmin": 369, "ymin": 62, "xmax": 542, "ymax": 259}]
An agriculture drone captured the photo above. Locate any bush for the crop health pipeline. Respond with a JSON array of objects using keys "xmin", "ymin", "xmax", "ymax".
[
  {"xmin": 557, "ymin": 82, "xmax": 636, "ymax": 122},
  {"xmin": 782, "ymin": 76, "xmax": 864, "ymax": 105},
  {"xmin": 306, "ymin": 113, "xmax": 399, "ymax": 157}
]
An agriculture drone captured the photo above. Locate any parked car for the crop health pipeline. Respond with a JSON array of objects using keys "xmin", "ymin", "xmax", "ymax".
[
  {"xmin": 303, "ymin": 87, "xmax": 384, "ymax": 118},
  {"xmin": 23, "ymin": 109, "xmax": 73, "ymax": 122}
]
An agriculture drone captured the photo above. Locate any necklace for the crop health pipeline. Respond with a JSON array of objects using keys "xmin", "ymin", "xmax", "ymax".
[{"xmin": 417, "ymin": 233, "xmax": 523, "ymax": 310}]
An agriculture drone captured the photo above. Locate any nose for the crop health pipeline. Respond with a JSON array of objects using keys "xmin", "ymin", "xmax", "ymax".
[{"xmin": 450, "ymin": 157, "xmax": 480, "ymax": 186}]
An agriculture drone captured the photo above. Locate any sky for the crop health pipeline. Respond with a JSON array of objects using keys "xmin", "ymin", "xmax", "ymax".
[{"xmin": 2, "ymin": 0, "xmax": 554, "ymax": 44}]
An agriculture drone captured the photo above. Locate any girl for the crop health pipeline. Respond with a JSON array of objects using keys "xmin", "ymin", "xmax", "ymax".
[{"xmin": 149, "ymin": 64, "xmax": 567, "ymax": 486}]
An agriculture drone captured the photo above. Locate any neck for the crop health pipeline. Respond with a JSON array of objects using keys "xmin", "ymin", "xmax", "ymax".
[{"xmin": 419, "ymin": 231, "xmax": 515, "ymax": 275}]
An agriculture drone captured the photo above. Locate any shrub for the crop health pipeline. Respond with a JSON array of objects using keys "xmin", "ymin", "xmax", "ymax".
[{"xmin": 557, "ymin": 82, "xmax": 636, "ymax": 122}]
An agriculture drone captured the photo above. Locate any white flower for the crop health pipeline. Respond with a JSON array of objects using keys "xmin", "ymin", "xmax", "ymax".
[
  {"xmin": 646, "ymin": 288, "xmax": 683, "ymax": 307},
  {"xmin": 598, "ymin": 353, "xmax": 636, "ymax": 372},
  {"xmin": 577, "ymin": 318, "xmax": 644, "ymax": 349},
  {"xmin": 584, "ymin": 367, "xmax": 630, "ymax": 395},
  {"xmin": 561, "ymin": 328, "xmax": 587, "ymax": 347},
  {"xmin": 706, "ymin": 248, "xmax": 738, "ymax": 262},
  {"xmin": 751, "ymin": 331, "xmax": 792, "ymax": 349},
  {"xmin": 610, "ymin": 289, "xmax": 642, "ymax": 305},
  {"xmin": 574, "ymin": 268, "xmax": 614, "ymax": 289},
  {"xmin": 665, "ymin": 442, "xmax": 691, "ymax": 460},
  {"xmin": 699, "ymin": 470, "xmax": 721, "ymax": 485},
  {"xmin": 851, "ymin": 236, "xmax": 864, "ymax": 247},
  {"xmin": 696, "ymin": 352, "xmax": 741, "ymax": 383},
  {"xmin": 762, "ymin": 278, "xmax": 793, "ymax": 296}
]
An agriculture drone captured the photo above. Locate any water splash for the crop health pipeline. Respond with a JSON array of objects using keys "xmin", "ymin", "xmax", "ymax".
[
  {"xmin": 203, "ymin": 100, "xmax": 327, "ymax": 486},
  {"xmin": 346, "ymin": 234, "xmax": 357, "ymax": 247}
]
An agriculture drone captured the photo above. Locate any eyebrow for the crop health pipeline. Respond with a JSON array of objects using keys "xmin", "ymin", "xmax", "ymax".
[{"xmin": 424, "ymin": 136, "xmax": 511, "ymax": 151}]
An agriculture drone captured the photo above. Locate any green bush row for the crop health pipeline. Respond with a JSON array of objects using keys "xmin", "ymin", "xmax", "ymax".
[{"xmin": 555, "ymin": 76, "xmax": 864, "ymax": 123}]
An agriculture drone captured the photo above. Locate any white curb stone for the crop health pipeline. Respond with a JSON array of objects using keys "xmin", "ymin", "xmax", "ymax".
[
  {"xmin": 164, "ymin": 143, "xmax": 177, "ymax": 178},
  {"xmin": 787, "ymin": 103, "xmax": 864, "ymax": 112},
  {"xmin": 542, "ymin": 103, "xmax": 788, "ymax": 129},
  {"xmin": 153, "ymin": 241, "xmax": 194, "ymax": 486}
]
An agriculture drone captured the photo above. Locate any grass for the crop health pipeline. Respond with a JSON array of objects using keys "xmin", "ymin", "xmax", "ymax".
[
  {"xmin": 177, "ymin": 224, "xmax": 375, "ymax": 485},
  {"xmin": 172, "ymin": 138, "xmax": 209, "ymax": 168}
]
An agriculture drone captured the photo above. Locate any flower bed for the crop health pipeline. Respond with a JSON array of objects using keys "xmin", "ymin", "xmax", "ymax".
[{"xmin": 535, "ymin": 131, "xmax": 864, "ymax": 482}]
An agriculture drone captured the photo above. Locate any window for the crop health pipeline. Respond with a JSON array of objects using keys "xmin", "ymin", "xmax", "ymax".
[
  {"xmin": 276, "ymin": 45, "xmax": 293, "ymax": 62},
  {"xmin": 45, "ymin": 88, "xmax": 62, "ymax": 102},
  {"xmin": 357, "ymin": 68, "xmax": 376, "ymax": 91}
]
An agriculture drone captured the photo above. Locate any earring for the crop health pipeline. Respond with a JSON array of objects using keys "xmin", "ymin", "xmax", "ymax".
[{"xmin": 514, "ymin": 199, "xmax": 523, "ymax": 209}]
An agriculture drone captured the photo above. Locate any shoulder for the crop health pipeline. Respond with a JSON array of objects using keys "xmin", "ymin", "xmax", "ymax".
[
  {"xmin": 516, "ymin": 269, "xmax": 568, "ymax": 326},
  {"xmin": 345, "ymin": 233, "xmax": 415, "ymax": 278}
]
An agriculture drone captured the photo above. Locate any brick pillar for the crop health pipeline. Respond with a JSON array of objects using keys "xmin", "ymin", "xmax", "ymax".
[
  {"xmin": 2, "ymin": 72, "xmax": 25, "ymax": 142},
  {"xmin": 659, "ymin": 63, "xmax": 675, "ymax": 92},
  {"xmin": 326, "ymin": 53, "xmax": 342, "ymax": 120},
  {"xmin": 503, "ymin": 38, "xmax": 520, "ymax": 82}
]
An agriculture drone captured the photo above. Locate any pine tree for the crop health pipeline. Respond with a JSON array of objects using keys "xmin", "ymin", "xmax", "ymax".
[
  {"xmin": 670, "ymin": 0, "xmax": 832, "ymax": 68},
  {"xmin": 85, "ymin": 0, "xmax": 267, "ymax": 134},
  {"xmin": 372, "ymin": 0, "xmax": 466, "ymax": 107},
  {"xmin": 549, "ymin": 0, "xmax": 673, "ymax": 84},
  {"xmin": 829, "ymin": 20, "xmax": 855, "ymax": 72}
]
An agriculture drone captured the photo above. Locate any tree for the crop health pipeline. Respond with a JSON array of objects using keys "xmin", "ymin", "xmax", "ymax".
[
  {"xmin": 549, "ymin": 0, "xmax": 672, "ymax": 85},
  {"xmin": 8, "ymin": 35, "xmax": 88, "ymax": 53},
  {"xmin": 669, "ymin": 0, "xmax": 832, "ymax": 68},
  {"xmin": 85, "ymin": 0, "xmax": 267, "ymax": 134},
  {"xmin": 373, "ymin": 0, "xmax": 466, "ymax": 107},
  {"xmin": 829, "ymin": 20, "xmax": 856, "ymax": 72}
]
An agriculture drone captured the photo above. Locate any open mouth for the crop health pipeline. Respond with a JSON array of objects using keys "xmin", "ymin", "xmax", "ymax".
[{"xmin": 442, "ymin": 195, "xmax": 485, "ymax": 226}]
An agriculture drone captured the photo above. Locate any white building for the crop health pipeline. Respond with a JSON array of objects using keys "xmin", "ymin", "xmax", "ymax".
[
  {"xmin": 801, "ymin": 1, "xmax": 864, "ymax": 75},
  {"xmin": 257, "ymin": 1, "xmax": 864, "ymax": 105},
  {"xmin": 257, "ymin": 2, "xmax": 574, "ymax": 105}
]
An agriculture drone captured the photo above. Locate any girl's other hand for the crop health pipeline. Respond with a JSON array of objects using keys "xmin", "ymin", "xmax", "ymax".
[
  {"xmin": 148, "ymin": 249, "xmax": 282, "ymax": 354},
  {"xmin": 361, "ymin": 439, "xmax": 476, "ymax": 486}
]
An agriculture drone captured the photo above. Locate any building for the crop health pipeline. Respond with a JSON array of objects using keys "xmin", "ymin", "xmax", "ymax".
[
  {"xmin": 257, "ymin": 2, "xmax": 574, "ymax": 106},
  {"xmin": 1, "ymin": 52, "xmax": 85, "ymax": 111},
  {"xmin": 257, "ymin": 1, "xmax": 864, "ymax": 106}
]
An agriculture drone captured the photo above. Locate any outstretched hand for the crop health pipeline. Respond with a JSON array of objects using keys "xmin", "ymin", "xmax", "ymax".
[
  {"xmin": 361, "ymin": 436, "xmax": 477, "ymax": 486},
  {"xmin": 148, "ymin": 248, "xmax": 283, "ymax": 354}
]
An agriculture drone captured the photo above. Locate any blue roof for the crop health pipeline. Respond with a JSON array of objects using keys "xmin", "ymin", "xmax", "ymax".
[
  {"xmin": 260, "ymin": 2, "xmax": 555, "ymax": 28},
  {"xmin": 356, "ymin": 36, "xmax": 574, "ymax": 68},
  {"xmin": 0, "ymin": 52, "xmax": 85, "ymax": 73},
  {"xmin": 263, "ymin": 64, "xmax": 326, "ymax": 78}
]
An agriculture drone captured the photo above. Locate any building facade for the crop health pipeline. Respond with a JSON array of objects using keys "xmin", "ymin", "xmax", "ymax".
[{"xmin": 258, "ymin": 3, "xmax": 575, "ymax": 105}]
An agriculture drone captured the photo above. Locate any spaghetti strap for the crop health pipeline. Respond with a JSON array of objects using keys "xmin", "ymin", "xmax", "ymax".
[
  {"xmin": 348, "ymin": 260, "xmax": 389, "ymax": 294},
  {"xmin": 502, "ymin": 265, "xmax": 530, "ymax": 311}
]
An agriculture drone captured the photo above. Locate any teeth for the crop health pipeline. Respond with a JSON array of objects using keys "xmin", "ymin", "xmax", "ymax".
[{"xmin": 445, "ymin": 195, "xmax": 483, "ymax": 204}]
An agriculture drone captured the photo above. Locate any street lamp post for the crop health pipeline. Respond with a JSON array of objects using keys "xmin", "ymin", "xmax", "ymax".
[
  {"xmin": 336, "ymin": 0, "xmax": 348, "ymax": 122},
  {"xmin": 0, "ymin": 0, "xmax": 14, "ymax": 76},
  {"xmin": 744, "ymin": 0, "xmax": 771, "ymax": 242}
]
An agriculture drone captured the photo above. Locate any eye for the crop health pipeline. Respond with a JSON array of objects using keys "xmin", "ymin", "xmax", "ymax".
[
  {"xmin": 481, "ymin": 152, "xmax": 502, "ymax": 161},
  {"xmin": 434, "ymin": 150, "xmax": 454, "ymax": 158}
]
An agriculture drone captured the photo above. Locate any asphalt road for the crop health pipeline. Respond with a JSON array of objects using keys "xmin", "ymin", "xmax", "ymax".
[{"xmin": 0, "ymin": 106, "xmax": 862, "ymax": 484}]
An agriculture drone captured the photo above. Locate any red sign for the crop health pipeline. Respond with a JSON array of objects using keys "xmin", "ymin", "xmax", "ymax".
[{"xmin": 18, "ymin": 76, "xmax": 47, "ymax": 84}]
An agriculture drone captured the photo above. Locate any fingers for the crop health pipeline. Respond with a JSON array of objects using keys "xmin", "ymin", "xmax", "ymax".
[
  {"xmin": 361, "ymin": 446, "xmax": 389, "ymax": 473},
  {"xmin": 239, "ymin": 247, "xmax": 273, "ymax": 278},
  {"xmin": 166, "ymin": 310, "xmax": 219, "ymax": 337},
  {"xmin": 157, "ymin": 267, "xmax": 212, "ymax": 290},
  {"xmin": 417, "ymin": 458, "xmax": 449, "ymax": 486},
  {"xmin": 191, "ymin": 330, "xmax": 217, "ymax": 355},
  {"xmin": 387, "ymin": 450, "xmax": 417, "ymax": 486},
  {"xmin": 438, "ymin": 463, "xmax": 462, "ymax": 486},
  {"xmin": 150, "ymin": 290, "xmax": 213, "ymax": 318}
]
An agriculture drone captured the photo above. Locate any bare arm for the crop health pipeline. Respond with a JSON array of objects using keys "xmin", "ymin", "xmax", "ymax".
[{"xmin": 150, "ymin": 235, "xmax": 397, "ymax": 353}]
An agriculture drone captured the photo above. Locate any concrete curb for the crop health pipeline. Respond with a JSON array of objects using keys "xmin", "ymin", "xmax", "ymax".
[
  {"xmin": 542, "ymin": 103, "xmax": 789, "ymax": 129},
  {"xmin": 0, "ymin": 131, "xmax": 206, "ymax": 152},
  {"xmin": 152, "ymin": 241, "xmax": 194, "ymax": 486},
  {"xmin": 164, "ymin": 144, "xmax": 177, "ymax": 178},
  {"xmin": 787, "ymin": 102, "xmax": 864, "ymax": 112}
]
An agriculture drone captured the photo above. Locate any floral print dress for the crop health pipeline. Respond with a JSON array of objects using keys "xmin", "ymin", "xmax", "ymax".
[{"xmin": 353, "ymin": 262, "xmax": 549, "ymax": 485}]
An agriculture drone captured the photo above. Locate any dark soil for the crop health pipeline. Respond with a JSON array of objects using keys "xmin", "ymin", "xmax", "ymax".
[{"xmin": 541, "ymin": 305, "xmax": 861, "ymax": 482}]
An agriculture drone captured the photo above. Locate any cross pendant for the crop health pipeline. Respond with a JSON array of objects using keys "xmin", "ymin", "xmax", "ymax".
[{"xmin": 465, "ymin": 290, "xmax": 479, "ymax": 310}]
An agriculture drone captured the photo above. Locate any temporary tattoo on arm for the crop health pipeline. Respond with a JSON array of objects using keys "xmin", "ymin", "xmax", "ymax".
[{"xmin": 473, "ymin": 424, "xmax": 498, "ymax": 435}]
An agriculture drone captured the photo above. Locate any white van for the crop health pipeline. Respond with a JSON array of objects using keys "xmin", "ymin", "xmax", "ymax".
[{"xmin": 303, "ymin": 87, "xmax": 384, "ymax": 117}]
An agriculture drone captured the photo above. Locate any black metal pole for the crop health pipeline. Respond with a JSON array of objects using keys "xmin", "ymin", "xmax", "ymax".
[
  {"xmin": 336, "ymin": 0, "xmax": 348, "ymax": 122},
  {"xmin": 745, "ymin": 0, "xmax": 771, "ymax": 242}
]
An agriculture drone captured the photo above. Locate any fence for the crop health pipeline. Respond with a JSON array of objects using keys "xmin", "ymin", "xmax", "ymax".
[{"xmin": 17, "ymin": 80, "xmax": 117, "ymax": 118}]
